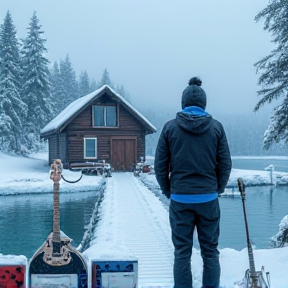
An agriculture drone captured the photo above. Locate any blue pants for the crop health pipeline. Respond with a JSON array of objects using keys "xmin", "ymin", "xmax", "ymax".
[{"xmin": 169, "ymin": 198, "xmax": 220, "ymax": 288}]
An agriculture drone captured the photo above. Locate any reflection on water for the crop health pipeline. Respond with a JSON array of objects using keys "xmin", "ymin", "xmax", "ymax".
[
  {"xmin": 218, "ymin": 157, "xmax": 288, "ymax": 250},
  {"xmin": 0, "ymin": 191, "xmax": 102, "ymax": 258},
  {"xmin": 219, "ymin": 185, "xmax": 288, "ymax": 250}
]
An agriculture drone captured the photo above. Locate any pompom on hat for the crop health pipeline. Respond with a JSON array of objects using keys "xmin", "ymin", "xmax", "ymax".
[{"xmin": 181, "ymin": 77, "xmax": 207, "ymax": 110}]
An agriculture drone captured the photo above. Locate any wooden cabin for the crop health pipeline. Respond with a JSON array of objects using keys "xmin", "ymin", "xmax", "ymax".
[{"xmin": 40, "ymin": 85, "xmax": 156, "ymax": 171}]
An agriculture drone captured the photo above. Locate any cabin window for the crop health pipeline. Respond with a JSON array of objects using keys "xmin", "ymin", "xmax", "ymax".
[
  {"xmin": 93, "ymin": 105, "xmax": 117, "ymax": 127},
  {"xmin": 84, "ymin": 137, "xmax": 97, "ymax": 159}
]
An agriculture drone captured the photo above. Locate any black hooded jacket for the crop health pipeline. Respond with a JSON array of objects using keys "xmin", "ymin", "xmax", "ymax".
[{"xmin": 154, "ymin": 112, "xmax": 232, "ymax": 198}]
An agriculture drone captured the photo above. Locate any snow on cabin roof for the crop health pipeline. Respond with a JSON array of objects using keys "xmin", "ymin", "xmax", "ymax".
[{"xmin": 40, "ymin": 85, "xmax": 157, "ymax": 135}]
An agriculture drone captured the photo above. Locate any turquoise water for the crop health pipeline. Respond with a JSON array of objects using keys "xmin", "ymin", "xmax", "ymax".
[
  {"xmin": 159, "ymin": 185, "xmax": 288, "ymax": 251},
  {"xmin": 0, "ymin": 158, "xmax": 287, "ymax": 258},
  {"xmin": 219, "ymin": 185, "xmax": 287, "ymax": 250},
  {"xmin": 144, "ymin": 157, "xmax": 288, "ymax": 251},
  {"xmin": 0, "ymin": 186, "xmax": 286, "ymax": 257},
  {"xmin": 221, "ymin": 158, "xmax": 288, "ymax": 249},
  {"xmin": 0, "ymin": 190, "xmax": 102, "ymax": 258}
]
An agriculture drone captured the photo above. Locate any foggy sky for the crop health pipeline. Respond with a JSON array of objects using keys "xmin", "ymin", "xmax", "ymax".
[{"xmin": 1, "ymin": 0, "xmax": 274, "ymax": 116}]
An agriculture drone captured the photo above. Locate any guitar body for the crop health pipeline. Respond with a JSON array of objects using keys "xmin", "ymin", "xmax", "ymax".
[
  {"xmin": 29, "ymin": 232, "xmax": 88, "ymax": 288},
  {"xmin": 234, "ymin": 269, "xmax": 268, "ymax": 288}
]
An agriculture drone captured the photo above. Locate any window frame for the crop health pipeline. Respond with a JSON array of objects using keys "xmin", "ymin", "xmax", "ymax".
[
  {"xmin": 92, "ymin": 104, "xmax": 118, "ymax": 128},
  {"xmin": 83, "ymin": 137, "xmax": 97, "ymax": 159}
]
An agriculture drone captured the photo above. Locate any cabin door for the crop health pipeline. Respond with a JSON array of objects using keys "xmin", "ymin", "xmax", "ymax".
[{"xmin": 111, "ymin": 137, "xmax": 137, "ymax": 171}]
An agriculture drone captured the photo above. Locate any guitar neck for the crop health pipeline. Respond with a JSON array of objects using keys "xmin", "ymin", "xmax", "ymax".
[
  {"xmin": 52, "ymin": 182, "xmax": 61, "ymax": 256},
  {"xmin": 247, "ymin": 242, "xmax": 256, "ymax": 272},
  {"xmin": 247, "ymin": 240, "xmax": 260, "ymax": 287},
  {"xmin": 237, "ymin": 178, "xmax": 260, "ymax": 286}
]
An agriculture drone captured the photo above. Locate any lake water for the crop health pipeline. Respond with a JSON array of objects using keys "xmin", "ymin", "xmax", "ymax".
[
  {"xmin": 0, "ymin": 158, "xmax": 287, "ymax": 258},
  {"xmin": 146, "ymin": 157, "xmax": 288, "ymax": 251},
  {"xmin": 218, "ymin": 157, "xmax": 288, "ymax": 250},
  {"xmin": 0, "ymin": 188, "xmax": 104, "ymax": 259},
  {"xmin": 219, "ymin": 185, "xmax": 287, "ymax": 250},
  {"xmin": 156, "ymin": 185, "xmax": 288, "ymax": 251}
]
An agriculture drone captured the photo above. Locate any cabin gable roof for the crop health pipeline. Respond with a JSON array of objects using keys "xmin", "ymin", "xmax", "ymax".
[{"xmin": 40, "ymin": 85, "xmax": 157, "ymax": 137}]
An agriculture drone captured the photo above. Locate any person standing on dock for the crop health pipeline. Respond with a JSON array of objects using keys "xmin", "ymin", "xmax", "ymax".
[{"xmin": 154, "ymin": 77, "xmax": 232, "ymax": 288}]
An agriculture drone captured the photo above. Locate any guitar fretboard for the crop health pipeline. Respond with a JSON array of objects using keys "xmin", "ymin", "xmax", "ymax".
[{"xmin": 52, "ymin": 182, "xmax": 61, "ymax": 255}]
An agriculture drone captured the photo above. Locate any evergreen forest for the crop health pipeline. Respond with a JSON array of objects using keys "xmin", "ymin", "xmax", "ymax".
[{"xmin": 0, "ymin": 6, "xmax": 287, "ymax": 157}]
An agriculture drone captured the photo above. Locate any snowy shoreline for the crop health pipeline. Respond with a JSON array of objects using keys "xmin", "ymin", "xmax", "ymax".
[{"xmin": 0, "ymin": 151, "xmax": 287, "ymax": 195}]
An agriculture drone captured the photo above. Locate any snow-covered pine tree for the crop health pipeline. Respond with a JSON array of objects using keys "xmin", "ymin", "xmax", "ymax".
[
  {"xmin": 59, "ymin": 54, "xmax": 79, "ymax": 110},
  {"xmin": 98, "ymin": 68, "xmax": 114, "ymax": 88},
  {"xmin": 254, "ymin": 1, "xmax": 288, "ymax": 149},
  {"xmin": 79, "ymin": 70, "xmax": 90, "ymax": 97},
  {"xmin": 269, "ymin": 215, "xmax": 288, "ymax": 248},
  {"xmin": 49, "ymin": 61, "xmax": 62, "ymax": 116},
  {"xmin": 21, "ymin": 11, "xmax": 53, "ymax": 152},
  {"xmin": 90, "ymin": 78, "xmax": 97, "ymax": 92},
  {"xmin": 0, "ymin": 11, "xmax": 28, "ymax": 154}
]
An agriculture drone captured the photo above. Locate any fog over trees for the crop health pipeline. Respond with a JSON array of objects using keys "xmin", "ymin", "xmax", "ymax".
[
  {"xmin": 144, "ymin": 1, "xmax": 288, "ymax": 157},
  {"xmin": 0, "ymin": 3, "xmax": 287, "ymax": 157},
  {"xmin": 142, "ymin": 108, "xmax": 288, "ymax": 157}
]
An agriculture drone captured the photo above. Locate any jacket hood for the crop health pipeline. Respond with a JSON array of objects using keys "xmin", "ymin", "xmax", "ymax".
[{"xmin": 176, "ymin": 111, "xmax": 212, "ymax": 134}]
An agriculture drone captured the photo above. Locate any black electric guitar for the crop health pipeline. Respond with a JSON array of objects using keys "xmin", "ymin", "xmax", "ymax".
[
  {"xmin": 237, "ymin": 178, "xmax": 269, "ymax": 288},
  {"xmin": 29, "ymin": 159, "xmax": 88, "ymax": 288}
]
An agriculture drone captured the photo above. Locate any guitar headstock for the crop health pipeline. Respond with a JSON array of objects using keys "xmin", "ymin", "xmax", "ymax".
[
  {"xmin": 237, "ymin": 178, "xmax": 245, "ymax": 192},
  {"xmin": 50, "ymin": 159, "xmax": 63, "ymax": 182},
  {"xmin": 237, "ymin": 178, "xmax": 246, "ymax": 199}
]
